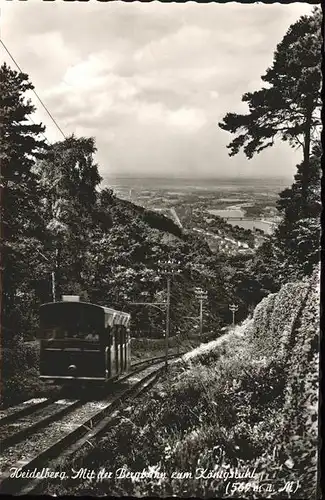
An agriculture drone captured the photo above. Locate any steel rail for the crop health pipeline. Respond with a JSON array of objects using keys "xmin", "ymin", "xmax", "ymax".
[
  {"xmin": 1, "ymin": 399, "xmax": 80, "ymax": 452},
  {"xmin": 0, "ymin": 359, "xmax": 156, "ymax": 452},
  {"xmin": 20, "ymin": 365, "xmax": 166, "ymax": 496},
  {"xmin": 0, "ymin": 397, "xmax": 58, "ymax": 427},
  {"xmin": 131, "ymin": 351, "xmax": 185, "ymax": 369}
]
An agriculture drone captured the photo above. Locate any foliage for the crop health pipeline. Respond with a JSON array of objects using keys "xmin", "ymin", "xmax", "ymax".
[
  {"xmin": 225, "ymin": 138, "xmax": 321, "ymax": 306},
  {"xmin": 271, "ymin": 143, "xmax": 321, "ymax": 282},
  {"xmin": 277, "ymin": 143, "xmax": 321, "ymax": 221},
  {"xmin": 218, "ymin": 9, "xmax": 321, "ymax": 296},
  {"xmin": 35, "ymin": 135, "xmax": 103, "ymax": 300},
  {"xmin": 0, "ymin": 62, "xmax": 47, "ymax": 343},
  {"xmin": 0, "ymin": 341, "xmax": 58, "ymax": 406},
  {"xmin": 243, "ymin": 143, "xmax": 321, "ymax": 290},
  {"xmin": 142, "ymin": 208, "xmax": 183, "ymax": 238},
  {"xmin": 218, "ymin": 9, "xmax": 321, "ymax": 169}
]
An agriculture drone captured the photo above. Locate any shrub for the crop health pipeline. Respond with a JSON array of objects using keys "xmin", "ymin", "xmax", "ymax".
[{"xmin": 0, "ymin": 340, "xmax": 47, "ymax": 406}]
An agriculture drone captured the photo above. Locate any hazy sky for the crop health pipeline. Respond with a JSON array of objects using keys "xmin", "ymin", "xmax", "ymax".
[{"xmin": 1, "ymin": 1, "xmax": 315, "ymax": 181}]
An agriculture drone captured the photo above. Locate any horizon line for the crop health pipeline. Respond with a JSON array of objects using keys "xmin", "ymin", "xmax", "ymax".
[{"xmin": 103, "ymin": 174, "xmax": 293, "ymax": 180}]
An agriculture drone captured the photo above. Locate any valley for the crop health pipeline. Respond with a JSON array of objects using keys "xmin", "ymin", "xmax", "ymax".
[{"xmin": 105, "ymin": 176, "xmax": 288, "ymax": 255}]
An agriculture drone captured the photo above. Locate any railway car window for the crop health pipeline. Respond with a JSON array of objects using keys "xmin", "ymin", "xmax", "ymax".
[
  {"xmin": 42, "ymin": 328, "xmax": 61, "ymax": 340},
  {"xmin": 40, "ymin": 304, "xmax": 119, "ymax": 343},
  {"xmin": 41, "ymin": 327, "xmax": 100, "ymax": 341},
  {"xmin": 85, "ymin": 332, "xmax": 99, "ymax": 341}
]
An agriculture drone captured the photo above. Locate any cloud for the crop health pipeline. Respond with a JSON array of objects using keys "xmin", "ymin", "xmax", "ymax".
[{"xmin": 0, "ymin": 0, "xmax": 315, "ymax": 180}]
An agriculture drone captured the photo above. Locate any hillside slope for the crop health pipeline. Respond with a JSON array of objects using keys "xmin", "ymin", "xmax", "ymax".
[
  {"xmin": 90, "ymin": 193, "xmax": 227, "ymax": 334},
  {"xmin": 46, "ymin": 268, "xmax": 319, "ymax": 498}
]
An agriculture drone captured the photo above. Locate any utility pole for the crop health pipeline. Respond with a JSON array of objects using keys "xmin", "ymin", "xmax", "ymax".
[
  {"xmin": 199, "ymin": 298, "xmax": 203, "ymax": 340},
  {"xmin": 165, "ymin": 275, "xmax": 171, "ymax": 371},
  {"xmin": 195, "ymin": 288, "xmax": 208, "ymax": 342},
  {"xmin": 53, "ymin": 246, "xmax": 60, "ymax": 302},
  {"xmin": 51, "ymin": 272, "xmax": 56, "ymax": 302},
  {"xmin": 229, "ymin": 303, "xmax": 239, "ymax": 326},
  {"xmin": 159, "ymin": 258, "xmax": 181, "ymax": 371},
  {"xmin": 35, "ymin": 249, "xmax": 56, "ymax": 302},
  {"xmin": 129, "ymin": 258, "xmax": 181, "ymax": 372}
]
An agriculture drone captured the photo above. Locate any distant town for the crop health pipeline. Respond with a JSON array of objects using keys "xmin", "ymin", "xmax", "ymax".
[{"xmin": 106, "ymin": 177, "xmax": 286, "ymax": 256}]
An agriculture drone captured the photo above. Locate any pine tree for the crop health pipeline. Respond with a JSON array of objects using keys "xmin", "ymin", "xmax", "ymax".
[
  {"xmin": 219, "ymin": 8, "xmax": 321, "ymax": 209},
  {"xmin": 272, "ymin": 143, "xmax": 321, "ymax": 282},
  {"xmin": 0, "ymin": 63, "xmax": 47, "ymax": 340},
  {"xmin": 276, "ymin": 142, "xmax": 321, "ymax": 222}
]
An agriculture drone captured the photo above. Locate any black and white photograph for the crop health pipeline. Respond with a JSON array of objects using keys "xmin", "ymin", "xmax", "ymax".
[{"xmin": 0, "ymin": 0, "xmax": 321, "ymax": 497}]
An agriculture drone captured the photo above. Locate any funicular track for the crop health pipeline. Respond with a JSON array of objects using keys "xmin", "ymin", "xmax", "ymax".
[
  {"xmin": 0, "ymin": 352, "xmax": 183, "ymax": 433},
  {"xmin": 0, "ymin": 353, "xmax": 182, "ymax": 495}
]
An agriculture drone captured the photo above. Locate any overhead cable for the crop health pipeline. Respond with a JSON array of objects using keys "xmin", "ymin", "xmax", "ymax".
[{"xmin": 0, "ymin": 38, "xmax": 66, "ymax": 140}]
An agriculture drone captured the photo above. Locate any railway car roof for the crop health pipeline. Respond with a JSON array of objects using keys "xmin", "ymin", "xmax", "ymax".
[
  {"xmin": 40, "ymin": 301, "xmax": 131, "ymax": 327},
  {"xmin": 102, "ymin": 307, "xmax": 131, "ymax": 327}
]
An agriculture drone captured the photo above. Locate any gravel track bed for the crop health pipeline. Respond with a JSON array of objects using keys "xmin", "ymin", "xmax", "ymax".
[
  {"xmin": 1, "ymin": 400, "xmax": 78, "ymax": 442},
  {"xmin": 0, "ymin": 398, "xmax": 118, "ymax": 475},
  {"xmin": 21, "ymin": 365, "xmax": 167, "ymax": 494},
  {"xmin": 0, "ymin": 399, "xmax": 48, "ymax": 422},
  {"xmin": 0, "ymin": 364, "xmax": 164, "ymax": 477},
  {"xmin": 123, "ymin": 363, "xmax": 165, "ymax": 384}
]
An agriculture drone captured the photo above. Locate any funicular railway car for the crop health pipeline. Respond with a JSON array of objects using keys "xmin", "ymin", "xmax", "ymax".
[{"xmin": 39, "ymin": 295, "xmax": 131, "ymax": 383}]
